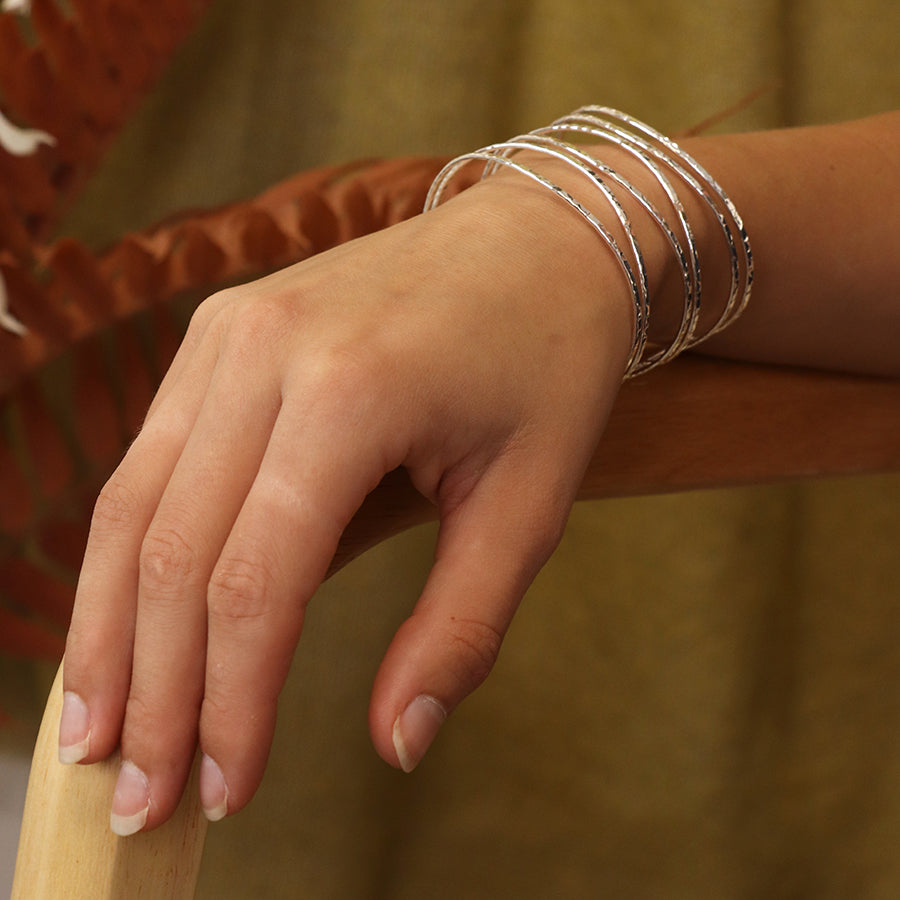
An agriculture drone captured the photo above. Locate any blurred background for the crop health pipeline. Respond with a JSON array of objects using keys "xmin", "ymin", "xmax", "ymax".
[{"xmin": 2, "ymin": 1, "xmax": 899, "ymax": 896}]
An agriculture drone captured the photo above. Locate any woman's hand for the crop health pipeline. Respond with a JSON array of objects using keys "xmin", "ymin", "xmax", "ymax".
[{"xmin": 60, "ymin": 175, "xmax": 634, "ymax": 834}]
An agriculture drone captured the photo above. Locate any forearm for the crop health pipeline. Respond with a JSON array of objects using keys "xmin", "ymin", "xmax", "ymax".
[
  {"xmin": 683, "ymin": 112, "xmax": 900, "ymax": 376},
  {"xmin": 460, "ymin": 111, "xmax": 900, "ymax": 378}
]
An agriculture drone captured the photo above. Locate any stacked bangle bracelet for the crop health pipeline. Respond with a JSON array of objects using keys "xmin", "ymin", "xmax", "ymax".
[{"xmin": 424, "ymin": 107, "xmax": 753, "ymax": 378}]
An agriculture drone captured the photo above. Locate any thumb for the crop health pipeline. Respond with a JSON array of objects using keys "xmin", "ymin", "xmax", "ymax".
[{"xmin": 368, "ymin": 450, "xmax": 573, "ymax": 772}]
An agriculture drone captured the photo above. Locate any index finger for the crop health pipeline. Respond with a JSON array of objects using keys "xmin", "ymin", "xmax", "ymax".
[{"xmin": 61, "ymin": 333, "xmax": 220, "ymax": 766}]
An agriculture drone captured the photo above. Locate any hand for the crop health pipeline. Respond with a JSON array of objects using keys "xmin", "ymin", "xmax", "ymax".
[{"xmin": 60, "ymin": 174, "xmax": 634, "ymax": 834}]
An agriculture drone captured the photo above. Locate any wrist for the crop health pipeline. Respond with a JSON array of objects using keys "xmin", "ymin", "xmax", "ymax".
[
  {"xmin": 425, "ymin": 110, "xmax": 753, "ymax": 377},
  {"xmin": 471, "ymin": 166, "xmax": 640, "ymax": 371}
]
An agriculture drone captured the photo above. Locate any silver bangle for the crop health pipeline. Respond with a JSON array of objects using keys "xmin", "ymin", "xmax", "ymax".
[
  {"xmin": 426, "ymin": 149, "xmax": 650, "ymax": 373},
  {"xmin": 506, "ymin": 132, "xmax": 700, "ymax": 372},
  {"xmin": 424, "ymin": 108, "xmax": 753, "ymax": 378},
  {"xmin": 560, "ymin": 107, "xmax": 753, "ymax": 340},
  {"xmin": 481, "ymin": 137, "xmax": 652, "ymax": 365}
]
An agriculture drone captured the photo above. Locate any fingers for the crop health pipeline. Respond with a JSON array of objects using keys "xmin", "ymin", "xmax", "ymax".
[
  {"xmin": 62, "ymin": 329, "xmax": 221, "ymax": 766},
  {"xmin": 110, "ymin": 350, "xmax": 283, "ymax": 834},
  {"xmin": 64, "ymin": 278, "xmax": 410, "ymax": 833},
  {"xmin": 197, "ymin": 396, "xmax": 387, "ymax": 820},
  {"xmin": 369, "ymin": 440, "xmax": 574, "ymax": 772},
  {"xmin": 59, "ymin": 213, "xmax": 617, "ymax": 836},
  {"xmin": 76, "ymin": 337, "xmax": 391, "ymax": 832}
]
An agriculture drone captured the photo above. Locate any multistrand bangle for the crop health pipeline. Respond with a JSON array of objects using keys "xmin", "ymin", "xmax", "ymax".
[
  {"xmin": 426, "ymin": 147, "xmax": 650, "ymax": 373},
  {"xmin": 555, "ymin": 107, "xmax": 753, "ymax": 343},
  {"xmin": 423, "ymin": 107, "xmax": 753, "ymax": 378}
]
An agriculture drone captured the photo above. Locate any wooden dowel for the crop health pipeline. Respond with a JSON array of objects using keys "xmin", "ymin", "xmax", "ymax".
[
  {"xmin": 11, "ymin": 662, "xmax": 207, "ymax": 899},
  {"xmin": 333, "ymin": 356, "xmax": 900, "ymax": 572}
]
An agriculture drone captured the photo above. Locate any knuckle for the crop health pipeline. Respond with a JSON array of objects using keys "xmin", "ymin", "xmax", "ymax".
[
  {"xmin": 93, "ymin": 474, "xmax": 144, "ymax": 532},
  {"xmin": 192, "ymin": 287, "xmax": 238, "ymax": 328},
  {"xmin": 139, "ymin": 526, "xmax": 201, "ymax": 595},
  {"xmin": 124, "ymin": 690, "xmax": 152, "ymax": 725},
  {"xmin": 121, "ymin": 692, "xmax": 155, "ymax": 748},
  {"xmin": 204, "ymin": 286, "xmax": 241, "ymax": 313},
  {"xmin": 303, "ymin": 342, "xmax": 383, "ymax": 409},
  {"xmin": 219, "ymin": 293, "xmax": 300, "ymax": 358},
  {"xmin": 198, "ymin": 690, "xmax": 229, "ymax": 726},
  {"xmin": 208, "ymin": 552, "xmax": 275, "ymax": 622},
  {"xmin": 180, "ymin": 290, "xmax": 230, "ymax": 349},
  {"xmin": 122, "ymin": 691, "xmax": 196, "ymax": 763},
  {"xmin": 442, "ymin": 616, "xmax": 505, "ymax": 695}
]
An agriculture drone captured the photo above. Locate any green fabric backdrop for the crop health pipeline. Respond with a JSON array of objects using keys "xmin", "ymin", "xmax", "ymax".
[{"xmin": 56, "ymin": 1, "xmax": 900, "ymax": 897}]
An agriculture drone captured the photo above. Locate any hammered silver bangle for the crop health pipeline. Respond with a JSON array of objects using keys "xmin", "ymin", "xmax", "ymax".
[
  {"xmin": 496, "ymin": 131, "xmax": 701, "ymax": 372},
  {"xmin": 423, "ymin": 108, "xmax": 753, "ymax": 377},
  {"xmin": 426, "ymin": 149, "xmax": 650, "ymax": 373},
  {"xmin": 557, "ymin": 107, "xmax": 754, "ymax": 340}
]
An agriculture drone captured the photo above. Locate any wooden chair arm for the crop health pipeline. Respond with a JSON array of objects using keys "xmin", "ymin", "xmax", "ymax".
[{"xmin": 333, "ymin": 355, "xmax": 900, "ymax": 571}]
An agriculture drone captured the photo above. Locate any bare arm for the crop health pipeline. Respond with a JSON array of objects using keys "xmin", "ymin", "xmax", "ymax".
[
  {"xmin": 60, "ymin": 110, "xmax": 899, "ymax": 837},
  {"xmin": 478, "ymin": 110, "xmax": 900, "ymax": 376},
  {"xmin": 684, "ymin": 112, "xmax": 900, "ymax": 375}
]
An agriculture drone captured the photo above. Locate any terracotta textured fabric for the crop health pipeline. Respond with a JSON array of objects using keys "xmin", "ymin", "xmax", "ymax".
[{"xmin": 49, "ymin": 1, "xmax": 900, "ymax": 897}]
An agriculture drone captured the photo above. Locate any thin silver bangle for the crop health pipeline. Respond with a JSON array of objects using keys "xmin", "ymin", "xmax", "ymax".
[
  {"xmin": 424, "ymin": 108, "xmax": 753, "ymax": 377},
  {"xmin": 426, "ymin": 149, "xmax": 649, "ymax": 373},
  {"xmin": 561, "ymin": 107, "xmax": 753, "ymax": 338},
  {"xmin": 508, "ymin": 132, "xmax": 700, "ymax": 371},
  {"xmin": 479, "ymin": 137, "xmax": 651, "ymax": 363}
]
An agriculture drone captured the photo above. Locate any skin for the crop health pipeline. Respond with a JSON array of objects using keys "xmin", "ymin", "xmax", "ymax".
[{"xmin": 61, "ymin": 111, "xmax": 899, "ymax": 833}]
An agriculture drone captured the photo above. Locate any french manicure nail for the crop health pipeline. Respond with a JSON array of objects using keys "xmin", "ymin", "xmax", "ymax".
[
  {"xmin": 58, "ymin": 691, "xmax": 91, "ymax": 764},
  {"xmin": 199, "ymin": 753, "xmax": 229, "ymax": 822},
  {"xmin": 110, "ymin": 761, "xmax": 150, "ymax": 837},
  {"xmin": 392, "ymin": 694, "xmax": 446, "ymax": 773}
]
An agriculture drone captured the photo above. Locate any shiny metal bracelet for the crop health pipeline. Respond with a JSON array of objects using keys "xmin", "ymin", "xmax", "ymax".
[
  {"xmin": 557, "ymin": 107, "xmax": 753, "ymax": 340},
  {"xmin": 480, "ymin": 138, "xmax": 652, "ymax": 361},
  {"xmin": 425, "ymin": 149, "xmax": 650, "ymax": 374},
  {"xmin": 497, "ymin": 132, "xmax": 700, "ymax": 373},
  {"xmin": 424, "ymin": 108, "xmax": 753, "ymax": 377}
]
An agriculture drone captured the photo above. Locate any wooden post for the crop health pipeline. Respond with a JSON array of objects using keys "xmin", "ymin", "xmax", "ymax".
[{"xmin": 11, "ymin": 663, "xmax": 207, "ymax": 899}]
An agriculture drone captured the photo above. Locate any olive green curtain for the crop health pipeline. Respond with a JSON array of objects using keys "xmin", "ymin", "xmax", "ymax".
[{"xmin": 56, "ymin": 1, "xmax": 900, "ymax": 897}]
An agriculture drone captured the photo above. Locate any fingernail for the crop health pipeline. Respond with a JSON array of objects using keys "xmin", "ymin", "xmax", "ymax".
[
  {"xmin": 58, "ymin": 691, "xmax": 91, "ymax": 764},
  {"xmin": 110, "ymin": 761, "xmax": 150, "ymax": 836},
  {"xmin": 392, "ymin": 694, "xmax": 446, "ymax": 773},
  {"xmin": 199, "ymin": 753, "xmax": 229, "ymax": 822}
]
